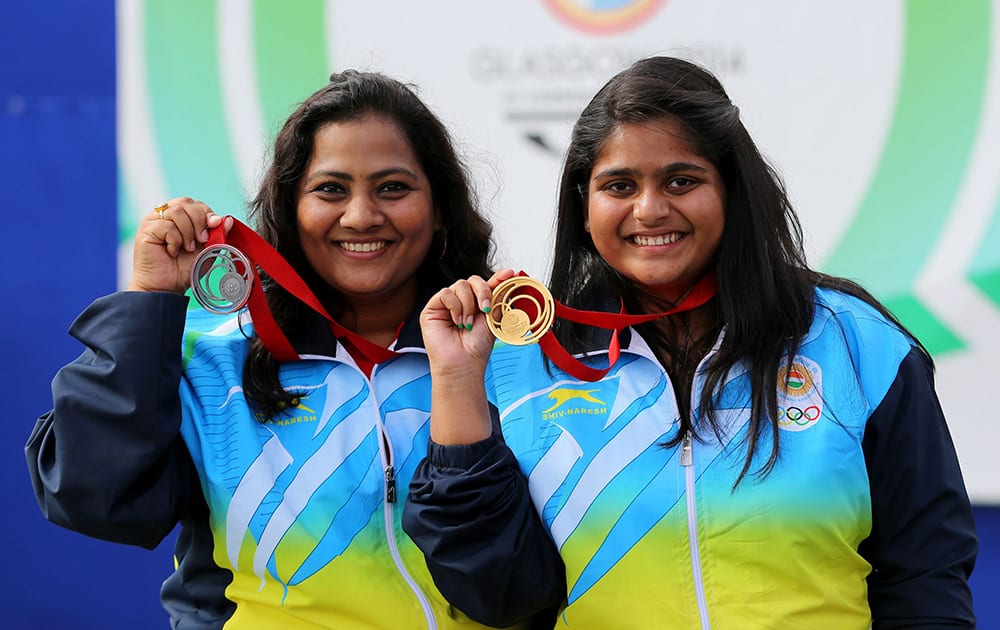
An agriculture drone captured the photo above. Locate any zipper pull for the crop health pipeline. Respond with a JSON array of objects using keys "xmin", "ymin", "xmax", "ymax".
[
  {"xmin": 385, "ymin": 465, "xmax": 397, "ymax": 503},
  {"xmin": 680, "ymin": 431, "xmax": 693, "ymax": 466}
]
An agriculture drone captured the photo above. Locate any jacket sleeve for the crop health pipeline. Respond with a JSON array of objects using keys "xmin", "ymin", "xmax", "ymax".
[
  {"xmin": 402, "ymin": 423, "xmax": 567, "ymax": 629},
  {"xmin": 860, "ymin": 346, "xmax": 977, "ymax": 628},
  {"xmin": 25, "ymin": 291, "xmax": 201, "ymax": 549}
]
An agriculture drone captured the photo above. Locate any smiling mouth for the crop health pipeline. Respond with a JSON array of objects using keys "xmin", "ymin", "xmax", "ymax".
[
  {"xmin": 631, "ymin": 233, "xmax": 685, "ymax": 246},
  {"xmin": 338, "ymin": 241, "xmax": 388, "ymax": 253}
]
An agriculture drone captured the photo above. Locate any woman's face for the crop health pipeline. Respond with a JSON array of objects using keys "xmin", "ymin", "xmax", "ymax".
[
  {"xmin": 296, "ymin": 115, "xmax": 436, "ymax": 310},
  {"xmin": 585, "ymin": 118, "xmax": 725, "ymax": 303}
]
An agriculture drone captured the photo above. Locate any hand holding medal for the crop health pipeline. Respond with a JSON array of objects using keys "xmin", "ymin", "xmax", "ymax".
[{"xmin": 128, "ymin": 198, "xmax": 227, "ymax": 295}]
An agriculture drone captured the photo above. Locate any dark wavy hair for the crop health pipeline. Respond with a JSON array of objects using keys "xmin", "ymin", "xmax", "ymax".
[
  {"xmin": 243, "ymin": 70, "xmax": 494, "ymax": 417},
  {"xmin": 549, "ymin": 56, "xmax": 925, "ymax": 484}
]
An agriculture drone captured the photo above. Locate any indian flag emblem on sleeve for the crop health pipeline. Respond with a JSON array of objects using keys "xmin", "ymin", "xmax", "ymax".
[{"xmin": 776, "ymin": 357, "xmax": 823, "ymax": 432}]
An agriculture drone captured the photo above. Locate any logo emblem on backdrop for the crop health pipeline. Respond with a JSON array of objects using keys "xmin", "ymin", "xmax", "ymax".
[{"xmin": 543, "ymin": 0, "xmax": 667, "ymax": 35}]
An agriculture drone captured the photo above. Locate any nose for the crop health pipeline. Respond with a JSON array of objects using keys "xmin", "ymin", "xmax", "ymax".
[
  {"xmin": 339, "ymin": 194, "xmax": 385, "ymax": 230},
  {"xmin": 632, "ymin": 189, "xmax": 670, "ymax": 225}
]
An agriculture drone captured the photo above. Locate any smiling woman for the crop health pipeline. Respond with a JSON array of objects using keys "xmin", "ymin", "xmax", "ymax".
[
  {"xmin": 296, "ymin": 115, "xmax": 437, "ymax": 346},
  {"xmin": 584, "ymin": 119, "xmax": 726, "ymax": 303},
  {"xmin": 23, "ymin": 70, "xmax": 539, "ymax": 629},
  {"xmin": 403, "ymin": 56, "xmax": 979, "ymax": 629}
]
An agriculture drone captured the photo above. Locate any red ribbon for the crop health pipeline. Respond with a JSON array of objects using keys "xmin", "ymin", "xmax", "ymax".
[
  {"xmin": 204, "ymin": 217, "xmax": 398, "ymax": 365},
  {"xmin": 523, "ymin": 272, "xmax": 717, "ymax": 382}
]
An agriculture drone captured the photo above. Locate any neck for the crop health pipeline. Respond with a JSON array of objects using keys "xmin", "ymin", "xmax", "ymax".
[
  {"xmin": 635, "ymin": 301, "xmax": 720, "ymax": 425},
  {"xmin": 336, "ymin": 287, "xmax": 417, "ymax": 348},
  {"xmin": 643, "ymin": 301, "xmax": 719, "ymax": 350}
]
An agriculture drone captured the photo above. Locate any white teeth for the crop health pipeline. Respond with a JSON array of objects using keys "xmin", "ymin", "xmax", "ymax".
[
  {"xmin": 633, "ymin": 233, "xmax": 683, "ymax": 246},
  {"xmin": 339, "ymin": 241, "xmax": 387, "ymax": 253}
]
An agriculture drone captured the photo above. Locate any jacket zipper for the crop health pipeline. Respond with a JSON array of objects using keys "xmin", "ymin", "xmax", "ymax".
[
  {"xmin": 629, "ymin": 329, "xmax": 721, "ymax": 627},
  {"xmin": 681, "ymin": 431, "xmax": 711, "ymax": 628},
  {"xmin": 370, "ymin": 366, "xmax": 438, "ymax": 629},
  {"xmin": 385, "ymin": 464, "xmax": 397, "ymax": 504},
  {"xmin": 682, "ymin": 342, "xmax": 721, "ymax": 629}
]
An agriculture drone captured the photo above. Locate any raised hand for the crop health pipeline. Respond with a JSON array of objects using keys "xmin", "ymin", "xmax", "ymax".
[
  {"xmin": 127, "ymin": 198, "xmax": 230, "ymax": 294},
  {"xmin": 419, "ymin": 269, "xmax": 516, "ymax": 444}
]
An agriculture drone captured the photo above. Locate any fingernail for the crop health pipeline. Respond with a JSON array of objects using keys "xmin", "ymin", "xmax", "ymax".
[
  {"xmin": 481, "ymin": 300, "xmax": 491, "ymax": 313},
  {"xmin": 200, "ymin": 229, "xmax": 209, "ymax": 241}
]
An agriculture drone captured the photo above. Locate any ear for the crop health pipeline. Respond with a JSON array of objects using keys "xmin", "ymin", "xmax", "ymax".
[
  {"xmin": 583, "ymin": 208, "xmax": 590, "ymax": 233},
  {"xmin": 433, "ymin": 207, "xmax": 443, "ymax": 231}
]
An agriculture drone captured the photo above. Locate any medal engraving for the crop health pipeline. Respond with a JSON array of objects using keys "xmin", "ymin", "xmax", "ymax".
[
  {"xmin": 499, "ymin": 310, "xmax": 530, "ymax": 338},
  {"xmin": 488, "ymin": 276, "xmax": 554, "ymax": 345},
  {"xmin": 190, "ymin": 244, "xmax": 254, "ymax": 314},
  {"xmin": 219, "ymin": 272, "xmax": 247, "ymax": 301}
]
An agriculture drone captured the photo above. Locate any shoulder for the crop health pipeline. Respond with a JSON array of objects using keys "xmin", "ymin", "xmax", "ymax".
[
  {"xmin": 809, "ymin": 286, "xmax": 913, "ymax": 351},
  {"xmin": 806, "ymin": 287, "xmax": 919, "ymax": 409}
]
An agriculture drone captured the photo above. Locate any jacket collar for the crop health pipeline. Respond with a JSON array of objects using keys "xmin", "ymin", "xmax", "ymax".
[{"xmin": 287, "ymin": 287, "xmax": 432, "ymax": 358}]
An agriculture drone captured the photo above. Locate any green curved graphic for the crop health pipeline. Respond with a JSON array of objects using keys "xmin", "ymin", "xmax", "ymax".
[
  {"xmin": 145, "ymin": 0, "xmax": 245, "ymax": 215},
  {"xmin": 970, "ymin": 190, "xmax": 1000, "ymax": 307},
  {"xmin": 822, "ymin": 1, "xmax": 990, "ymax": 355},
  {"xmin": 253, "ymin": 0, "xmax": 328, "ymax": 138},
  {"xmin": 140, "ymin": 0, "xmax": 328, "ymax": 221}
]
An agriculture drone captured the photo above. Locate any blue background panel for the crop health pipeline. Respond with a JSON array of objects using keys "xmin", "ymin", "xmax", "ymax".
[{"xmin": 1, "ymin": 3, "xmax": 176, "ymax": 628}]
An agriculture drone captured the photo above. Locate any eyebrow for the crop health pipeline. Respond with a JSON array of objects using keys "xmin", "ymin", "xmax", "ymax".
[
  {"xmin": 592, "ymin": 162, "xmax": 709, "ymax": 180},
  {"xmin": 306, "ymin": 167, "xmax": 420, "ymax": 183}
]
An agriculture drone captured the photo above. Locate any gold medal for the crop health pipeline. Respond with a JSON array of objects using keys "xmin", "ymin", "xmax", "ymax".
[{"xmin": 487, "ymin": 276, "xmax": 554, "ymax": 345}]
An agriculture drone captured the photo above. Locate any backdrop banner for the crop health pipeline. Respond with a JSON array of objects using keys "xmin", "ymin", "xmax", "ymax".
[{"xmin": 118, "ymin": 0, "xmax": 1000, "ymax": 503}]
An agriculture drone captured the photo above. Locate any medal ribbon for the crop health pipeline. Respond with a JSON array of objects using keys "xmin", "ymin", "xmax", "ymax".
[
  {"xmin": 498, "ymin": 272, "xmax": 716, "ymax": 382},
  {"xmin": 202, "ymin": 217, "xmax": 398, "ymax": 365}
]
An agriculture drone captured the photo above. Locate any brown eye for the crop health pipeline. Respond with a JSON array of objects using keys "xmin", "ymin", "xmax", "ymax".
[
  {"xmin": 603, "ymin": 180, "xmax": 635, "ymax": 195},
  {"xmin": 378, "ymin": 181, "xmax": 412, "ymax": 195},
  {"xmin": 316, "ymin": 182, "xmax": 346, "ymax": 195},
  {"xmin": 666, "ymin": 177, "xmax": 697, "ymax": 191}
]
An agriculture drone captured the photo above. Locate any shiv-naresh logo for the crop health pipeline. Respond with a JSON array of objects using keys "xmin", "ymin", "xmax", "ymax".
[
  {"xmin": 542, "ymin": 387, "xmax": 607, "ymax": 420},
  {"xmin": 258, "ymin": 395, "xmax": 319, "ymax": 426},
  {"xmin": 543, "ymin": 0, "xmax": 667, "ymax": 35}
]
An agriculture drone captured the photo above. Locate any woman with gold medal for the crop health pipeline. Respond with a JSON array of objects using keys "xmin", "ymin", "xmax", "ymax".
[{"xmin": 404, "ymin": 56, "xmax": 978, "ymax": 628}]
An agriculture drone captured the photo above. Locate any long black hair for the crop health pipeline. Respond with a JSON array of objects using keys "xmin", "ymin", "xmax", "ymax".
[
  {"xmin": 244, "ymin": 70, "xmax": 494, "ymax": 417},
  {"xmin": 549, "ymin": 56, "xmax": 926, "ymax": 484}
]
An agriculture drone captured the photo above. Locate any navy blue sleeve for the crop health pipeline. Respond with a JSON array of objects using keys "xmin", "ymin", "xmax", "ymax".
[
  {"xmin": 25, "ymin": 291, "xmax": 200, "ymax": 549},
  {"xmin": 402, "ymin": 428, "xmax": 566, "ymax": 629},
  {"xmin": 860, "ymin": 347, "xmax": 977, "ymax": 628}
]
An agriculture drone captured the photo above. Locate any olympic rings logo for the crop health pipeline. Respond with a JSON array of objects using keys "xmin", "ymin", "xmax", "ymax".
[{"xmin": 778, "ymin": 405, "xmax": 821, "ymax": 426}]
